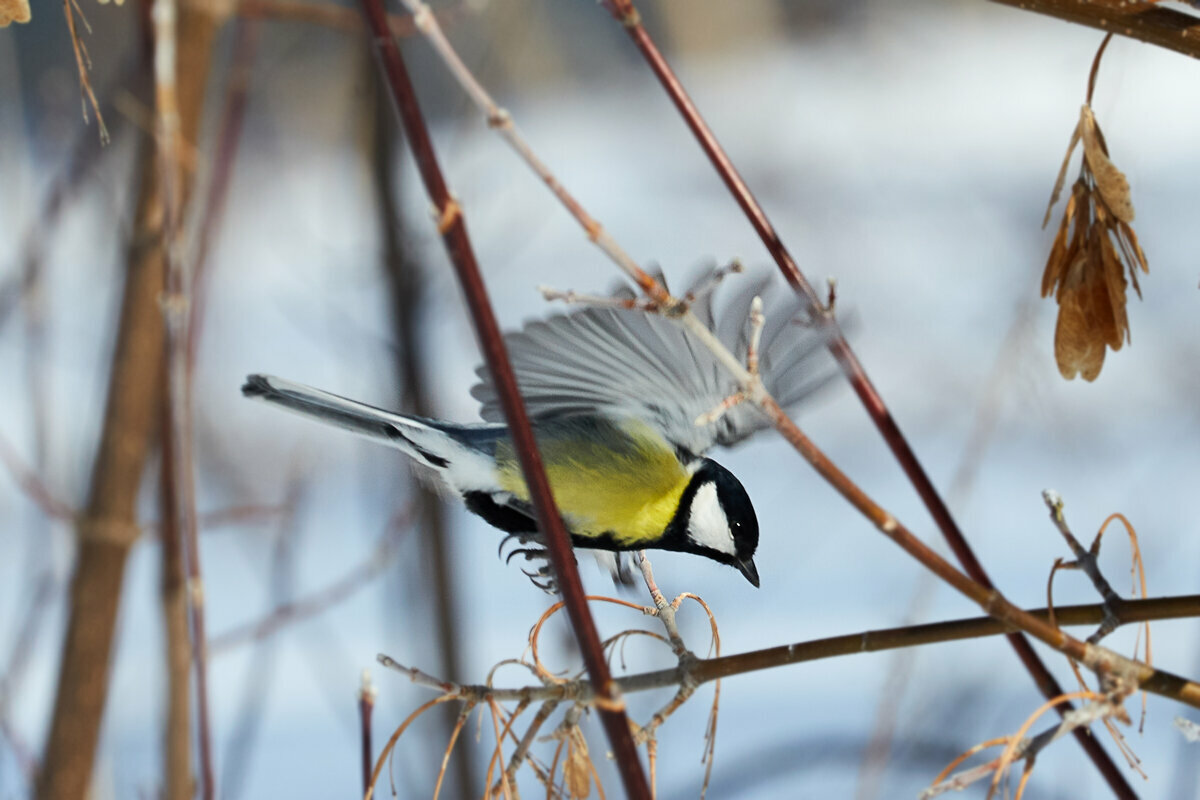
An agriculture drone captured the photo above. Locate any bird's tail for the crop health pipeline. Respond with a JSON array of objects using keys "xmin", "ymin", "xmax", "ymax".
[{"xmin": 242, "ymin": 374, "xmax": 459, "ymax": 471}]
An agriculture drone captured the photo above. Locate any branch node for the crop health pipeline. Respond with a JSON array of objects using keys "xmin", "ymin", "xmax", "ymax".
[{"xmin": 435, "ymin": 197, "xmax": 461, "ymax": 234}]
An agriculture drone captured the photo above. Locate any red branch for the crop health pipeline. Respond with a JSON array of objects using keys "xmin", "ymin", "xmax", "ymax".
[
  {"xmin": 598, "ymin": 2, "xmax": 1134, "ymax": 796},
  {"xmin": 357, "ymin": 5, "xmax": 650, "ymax": 797}
]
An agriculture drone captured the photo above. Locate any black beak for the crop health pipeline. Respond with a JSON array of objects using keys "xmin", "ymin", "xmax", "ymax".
[{"xmin": 736, "ymin": 558, "xmax": 760, "ymax": 588}]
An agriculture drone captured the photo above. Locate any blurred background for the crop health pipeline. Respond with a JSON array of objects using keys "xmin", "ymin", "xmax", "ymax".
[{"xmin": 2, "ymin": 0, "xmax": 1200, "ymax": 797}]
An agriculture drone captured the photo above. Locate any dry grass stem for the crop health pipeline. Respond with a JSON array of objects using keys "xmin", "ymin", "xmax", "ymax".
[
  {"xmin": 433, "ymin": 705, "xmax": 472, "ymax": 800},
  {"xmin": 922, "ymin": 688, "xmax": 1132, "ymax": 799},
  {"xmin": 365, "ymin": 695, "xmax": 455, "ymax": 800},
  {"xmin": 62, "ymin": 0, "xmax": 109, "ymax": 143}
]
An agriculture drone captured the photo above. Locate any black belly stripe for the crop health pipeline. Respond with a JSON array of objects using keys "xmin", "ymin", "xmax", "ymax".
[
  {"xmin": 385, "ymin": 426, "xmax": 450, "ymax": 468},
  {"xmin": 464, "ymin": 491, "xmax": 538, "ymax": 534}
]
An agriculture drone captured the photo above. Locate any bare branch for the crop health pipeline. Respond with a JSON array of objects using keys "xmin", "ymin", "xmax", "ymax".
[
  {"xmin": 593, "ymin": 0, "xmax": 1134, "ymax": 790},
  {"xmin": 357, "ymin": 2, "xmax": 650, "ymax": 795}
]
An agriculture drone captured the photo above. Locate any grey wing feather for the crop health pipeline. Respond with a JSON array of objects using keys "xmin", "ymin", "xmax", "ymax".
[{"xmin": 471, "ymin": 272, "xmax": 837, "ymax": 456}]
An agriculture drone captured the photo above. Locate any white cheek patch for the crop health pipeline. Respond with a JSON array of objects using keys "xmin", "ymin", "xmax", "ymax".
[{"xmin": 687, "ymin": 482, "xmax": 736, "ymax": 556}]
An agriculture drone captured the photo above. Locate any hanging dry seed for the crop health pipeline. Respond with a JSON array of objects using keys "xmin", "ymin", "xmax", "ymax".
[
  {"xmin": 1041, "ymin": 38, "xmax": 1148, "ymax": 382},
  {"xmin": 0, "ymin": 0, "xmax": 31, "ymax": 26}
]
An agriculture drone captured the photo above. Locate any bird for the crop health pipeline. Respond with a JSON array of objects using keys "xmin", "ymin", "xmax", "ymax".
[{"xmin": 242, "ymin": 274, "xmax": 833, "ymax": 589}]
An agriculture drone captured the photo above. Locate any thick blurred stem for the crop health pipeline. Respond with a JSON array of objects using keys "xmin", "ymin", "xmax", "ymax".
[
  {"xmin": 370, "ymin": 68, "xmax": 475, "ymax": 799},
  {"xmin": 37, "ymin": 135, "xmax": 167, "ymax": 800},
  {"xmin": 161, "ymin": 419, "xmax": 195, "ymax": 800},
  {"xmin": 37, "ymin": 5, "xmax": 216, "ymax": 796},
  {"xmin": 153, "ymin": 2, "xmax": 220, "ymax": 797}
]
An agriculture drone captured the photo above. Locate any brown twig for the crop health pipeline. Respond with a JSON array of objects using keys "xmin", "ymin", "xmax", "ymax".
[
  {"xmin": 37, "ymin": 131, "xmax": 168, "ymax": 800},
  {"xmin": 923, "ymin": 690, "xmax": 1128, "ymax": 799},
  {"xmin": 369, "ymin": 55, "xmax": 476, "ymax": 798},
  {"xmin": 186, "ymin": 15, "xmax": 259, "ymax": 367},
  {"xmin": 381, "ymin": 594, "xmax": 1200, "ymax": 710},
  {"xmin": 359, "ymin": 670, "xmax": 377, "ymax": 798},
  {"xmin": 988, "ymin": 0, "xmax": 1200, "ymax": 62},
  {"xmin": 0, "ymin": 430, "xmax": 76, "ymax": 522},
  {"xmin": 160, "ymin": 410, "xmax": 194, "ymax": 800},
  {"xmin": 238, "ymin": 0, "xmax": 467, "ymax": 37},
  {"xmin": 358, "ymin": 4, "xmax": 650, "ymax": 797},
  {"xmin": 1043, "ymin": 491, "xmax": 1126, "ymax": 643},
  {"xmin": 209, "ymin": 505, "xmax": 414, "ymax": 655},
  {"xmin": 0, "ymin": 573, "xmax": 54, "ymax": 786},
  {"xmin": 153, "ymin": 1, "xmax": 220, "ymax": 796},
  {"xmin": 595, "ymin": 2, "xmax": 1134, "ymax": 792}
]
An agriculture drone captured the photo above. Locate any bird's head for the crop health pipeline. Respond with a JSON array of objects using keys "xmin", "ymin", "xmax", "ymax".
[{"xmin": 675, "ymin": 459, "xmax": 760, "ymax": 586}]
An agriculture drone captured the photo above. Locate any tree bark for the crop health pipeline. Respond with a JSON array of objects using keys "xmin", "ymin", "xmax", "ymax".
[
  {"xmin": 37, "ymin": 137, "xmax": 168, "ymax": 800},
  {"xmin": 37, "ymin": 6, "xmax": 218, "ymax": 797}
]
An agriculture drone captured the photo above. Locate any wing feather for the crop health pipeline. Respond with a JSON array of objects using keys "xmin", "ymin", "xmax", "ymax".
[{"xmin": 471, "ymin": 271, "xmax": 837, "ymax": 455}]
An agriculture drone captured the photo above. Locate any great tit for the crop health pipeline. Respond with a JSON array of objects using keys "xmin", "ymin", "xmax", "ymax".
[{"xmin": 243, "ymin": 278, "xmax": 831, "ymax": 588}]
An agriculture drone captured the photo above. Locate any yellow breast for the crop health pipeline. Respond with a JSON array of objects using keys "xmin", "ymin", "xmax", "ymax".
[{"xmin": 495, "ymin": 418, "xmax": 690, "ymax": 546}]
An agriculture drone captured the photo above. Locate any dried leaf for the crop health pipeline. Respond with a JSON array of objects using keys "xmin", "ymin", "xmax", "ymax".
[
  {"xmin": 1055, "ymin": 286, "xmax": 1107, "ymax": 382},
  {"xmin": 1041, "ymin": 104, "xmax": 1148, "ymax": 382},
  {"xmin": 1043, "ymin": 108, "xmax": 1084, "ymax": 228},
  {"xmin": 564, "ymin": 728, "xmax": 591, "ymax": 799},
  {"xmin": 0, "ymin": 0, "xmax": 30, "ymax": 25},
  {"xmin": 1080, "ymin": 106, "xmax": 1135, "ymax": 223}
]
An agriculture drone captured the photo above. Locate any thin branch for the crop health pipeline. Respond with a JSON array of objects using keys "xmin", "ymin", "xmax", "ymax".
[
  {"xmin": 0, "ymin": 430, "xmax": 76, "ymax": 522},
  {"xmin": 923, "ymin": 691, "xmax": 1128, "ymax": 799},
  {"xmin": 636, "ymin": 552, "xmax": 687, "ymax": 659},
  {"xmin": 988, "ymin": 0, "xmax": 1200, "ymax": 62},
  {"xmin": 208, "ymin": 506, "xmax": 414, "ymax": 656},
  {"xmin": 358, "ymin": 5, "xmax": 650, "ymax": 797},
  {"xmin": 160, "ymin": 410, "xmax": 194, "ymax": 800},
  {"xmin": 370, "ymin": 53, "xmax": 476, "ymax": 797},
  {"xmin": 238, "ymin": 0, "xmax": 466, "ymax": 38},
  {"xmin": 594, "ymin": 2, "xmax": 1136, "ymax": 792},
  {"xmin": 186, "ymin": 15, "xmax": 259, "ymax": 366},
  {"xmin": 153, "ymin": 0, "xmax": 218, "ymax": 795},
  {"xmin": 1043, "ymin": 491, "xmax": 1126, "ymax": 643},
  {"xmin": 379, "ymin": 594, "xmax": 1200, "ymax": 708},
  {"xmin": 38, "ymin": 129, "xmax": 168, "ymax": 800},
  {"xmin": 359, "ymin": 670, "xmax": 377, "ymax": 798}
]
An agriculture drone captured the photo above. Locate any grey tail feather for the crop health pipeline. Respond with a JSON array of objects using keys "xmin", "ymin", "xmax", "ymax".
[{"xmin": 241, "ymin": 374, "xmax": 453, "ymax": 468}]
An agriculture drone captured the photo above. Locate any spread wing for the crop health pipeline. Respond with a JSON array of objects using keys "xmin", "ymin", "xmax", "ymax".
[{"xmin": 471, "ymin": 272, "xmax": 837, "ymax": 457}]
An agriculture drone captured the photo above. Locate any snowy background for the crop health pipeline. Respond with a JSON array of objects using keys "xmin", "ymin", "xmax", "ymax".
[{"xmin": 2, "ymin": 1, "xmax": 1199, "ymax": 797}]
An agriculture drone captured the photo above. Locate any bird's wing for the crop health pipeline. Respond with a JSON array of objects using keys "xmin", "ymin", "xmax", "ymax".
[{"xmin": 471, "ymin": 272, "xmax": 837, "ymax": 456}]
